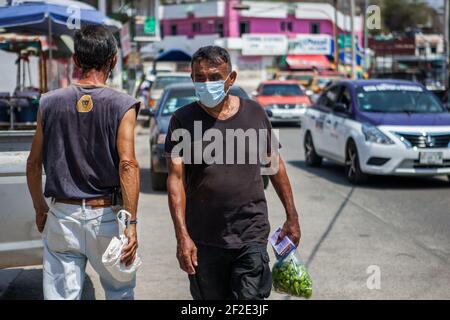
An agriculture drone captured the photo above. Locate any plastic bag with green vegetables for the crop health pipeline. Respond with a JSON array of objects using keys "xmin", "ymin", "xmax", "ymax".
[{"xmin": 269, "ymin": 227, "xmax": 313, "ymax": 298}]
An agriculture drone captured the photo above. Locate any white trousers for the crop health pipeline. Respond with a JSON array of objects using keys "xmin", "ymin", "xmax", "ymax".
[{"xmin": 42, "ymin": 201, "xmax": 135, "ymax": 300}]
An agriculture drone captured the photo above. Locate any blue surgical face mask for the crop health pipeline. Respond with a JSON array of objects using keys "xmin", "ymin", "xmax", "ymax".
[{"xmin": 194, "ymin": 74, "xmax": 231, "ymax": 108}]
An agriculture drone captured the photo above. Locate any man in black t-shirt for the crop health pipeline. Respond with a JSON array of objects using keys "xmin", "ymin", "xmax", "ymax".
[{"xmin": 166, "ymin": 46, "xmax": 301, "ymax": 300}]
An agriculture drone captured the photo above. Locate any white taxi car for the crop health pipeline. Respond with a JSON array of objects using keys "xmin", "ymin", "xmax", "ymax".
[{"xmin": 300, "ymin": 80, "xmax": 450, "ymax": 184}]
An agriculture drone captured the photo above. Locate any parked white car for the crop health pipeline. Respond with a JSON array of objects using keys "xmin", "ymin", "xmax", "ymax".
[{"xmin": 300, "ymin": 80, "xmax": 450, "ymax": 184}]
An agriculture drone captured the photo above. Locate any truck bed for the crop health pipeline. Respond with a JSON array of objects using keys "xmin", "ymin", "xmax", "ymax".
[{"xmin": 0, "ymin": 130, "xmax": 43, "ymax": 268}]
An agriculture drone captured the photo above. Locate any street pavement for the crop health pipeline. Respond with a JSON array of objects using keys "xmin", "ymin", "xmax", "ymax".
[{"xmin": 1, "ymin": 125, "xmax": 450, "ymax": 300}]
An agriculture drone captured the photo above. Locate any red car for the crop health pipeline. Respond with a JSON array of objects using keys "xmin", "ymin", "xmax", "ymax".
[{"xmin": 253, "ymin": 80, "xmax": 311, "ymax": 124}]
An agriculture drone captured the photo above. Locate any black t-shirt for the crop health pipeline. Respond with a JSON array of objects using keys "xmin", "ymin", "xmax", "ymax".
[{"xmin": 165, "ymin": 97, "xmax": 277, "ymax": 249}]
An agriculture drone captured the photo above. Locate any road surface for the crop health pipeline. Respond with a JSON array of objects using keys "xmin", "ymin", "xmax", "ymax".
[{"xmin": 1, "ymin": 126, "xmax": 450, "ymax": 300}]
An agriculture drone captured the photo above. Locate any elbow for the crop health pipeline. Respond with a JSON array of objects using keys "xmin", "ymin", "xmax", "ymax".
[
  {"xmin": 119, "ymin": 159, "xmax": 140, "ymax": 174},
  {"xmin": 26, "ymin": 157, "xmax": 41, "ymax": 174}
]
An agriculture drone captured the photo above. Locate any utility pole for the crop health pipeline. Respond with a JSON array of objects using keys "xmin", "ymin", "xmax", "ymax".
[
  {"xmin": 444, "ymin": 0, "xmax": 449, "ymax": 89},
  {"xmin": 334, "ymin": 0, "xmax": 339, "ymax": 69},
  {"xmin": 98, "ymin": 0, "xmax": 107, "ymax": 15},
  {"xmin": 364, "ymin": 0, "xmax": 369, "ymax": 73},
  {"xmin": 350, "ymin": 0, "xmax": 356, "ymax": 79},
  {"xmin": 155, "ymin": 0, "xmax": 161, "ymax": 40}
]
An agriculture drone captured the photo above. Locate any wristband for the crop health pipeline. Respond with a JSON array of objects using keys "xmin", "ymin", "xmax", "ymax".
[{"xmin": 129, "ymin": 219, "xmax": 138, "ymax": 225}]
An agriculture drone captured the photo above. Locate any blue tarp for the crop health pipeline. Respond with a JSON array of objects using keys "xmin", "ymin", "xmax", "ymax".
[
  {"xmin": 155, "ymin": 49, "xmax": 192, "ymax": 62},
  {"xmin": 0, "ymin": 3, "xmax": 118, "ymax": 36}
]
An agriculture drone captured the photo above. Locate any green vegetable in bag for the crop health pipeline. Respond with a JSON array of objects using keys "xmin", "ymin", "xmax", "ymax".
[{"xmin": 272, "ymin": 251, "xmax": 313, "ymax": 299}]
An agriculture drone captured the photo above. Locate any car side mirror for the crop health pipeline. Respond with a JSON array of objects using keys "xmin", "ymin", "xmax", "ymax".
[
  {"xmin": 305, "ymin": 90, "xmax": 314, "ymax": 97},
  {"xmin": 333, "ymin": 103, "xmax": 348, "ymax": 114},
  {"xmin": 252, "ymin": 91, "xmax": 258, "ymax": 97},
  {"xmin": 310, "ymin": 94, "xmax": 319, "ymax": 104}
]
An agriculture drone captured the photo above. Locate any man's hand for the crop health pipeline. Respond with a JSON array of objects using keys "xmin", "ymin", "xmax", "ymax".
[
  {"xmin": 277, "ymin": 216, "xmax": 301, "ymax": 247},
  {"xmin": 35, "ymin": 210, "xmax": 48, "ymax": 233},
  {"xmin": 176, "ymin": 234, "xmax": 198, "ymax": 275},
  {"xmin": 121, "ymin": 224, "xmax": 138, "ymax": 266}
]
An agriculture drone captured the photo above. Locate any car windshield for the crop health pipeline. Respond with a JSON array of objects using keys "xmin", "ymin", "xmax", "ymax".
[
  {"xmin": 356, "ymin": 85, "xmax": 445, "ymax": 113},
  {"xmin": 154, "ymin": 76, "xmax": 192, "ymax": 90},
  {"xmin": 160, "ymin": 87, "xmax": 248, "ymax": 116},
  {"xmin": 316, "ymin": 78, "xmax": 335, "ymax": 87},
  {"xmin": 261, "ymin": 84, "xmax": 304, "ymax": 96},
  {"xmin": 161, "ymin": 89, "xmax": 197, "ymax": 116}
]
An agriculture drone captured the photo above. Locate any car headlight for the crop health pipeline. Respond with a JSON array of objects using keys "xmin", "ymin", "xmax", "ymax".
[
  {"xmin": 362, "ymin": 124, "xmax": 395, "ymax": 145},
  {"xmin": 264, "ymin": 104, "xmax": 278, "ymax": 110},
  {"xmin": 157, "ymin": 133, "xmax": 167, "ymax": 145},
  {"xmin": 295, "ymin": 104, "xmax": 308, "ymax": 109}
]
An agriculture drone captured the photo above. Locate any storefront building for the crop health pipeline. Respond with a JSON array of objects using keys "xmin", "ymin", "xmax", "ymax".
[{"xmin": 157, "ymin": 1, "xmax": 363, "ymax": 88}]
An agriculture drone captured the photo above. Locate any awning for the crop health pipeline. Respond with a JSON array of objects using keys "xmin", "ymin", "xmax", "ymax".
[
  {"xmin": 0, "ymin": 33, "xmax": 74, "ymax": 58},
  {"xmin": 155, "ymin": 49, "xmax": 192, "ymax": 62},
  {"xmin": 286, "ymin": 55, "xmax": 332, "ymax": 70},
  {"xmin": 0, "ymin": 2, "xmax": 120, "ymax": 36}
]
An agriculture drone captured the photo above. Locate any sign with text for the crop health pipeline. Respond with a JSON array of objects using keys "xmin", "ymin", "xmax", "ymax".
[
  {"xmin": 288, "ymin": 35, "xmax": 333, "ymax": 55},
  {"xmin": 338, "ymin": 34, "xmax": 360, "ymax": 50},
  {"xmin": 369, "ymin": 38, "xmax": 416, "ymax": 56},
  {"xmin": 242, "ymin": 34, "xmax": 288, "ymax": 56},
  {"xmin": 144, "ymin": 17, "xmax": 156, "ymax": 35}
]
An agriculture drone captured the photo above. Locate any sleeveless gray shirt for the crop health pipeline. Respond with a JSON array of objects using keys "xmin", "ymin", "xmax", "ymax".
[{"xmin": 40, "ymin": 84, "xmax": 139, "ymax": 199}]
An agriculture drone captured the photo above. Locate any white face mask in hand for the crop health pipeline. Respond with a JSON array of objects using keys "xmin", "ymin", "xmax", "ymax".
[{"xmin": 194, "ymin": 74, "xmax": 231, "ymax": 108}]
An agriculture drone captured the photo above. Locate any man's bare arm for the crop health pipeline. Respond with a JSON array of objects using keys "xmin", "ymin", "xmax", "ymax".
[
  {"xmin": 269, "ymin": 156, "xmax": 301, "ymax": 246},
  {"xmin": 26, "ymin": 111, "xmax": 48, "ymax": 233},
  {"xmin": 117, "ymin": 108, "xmax": 140, "ymax": 218},
  {"xmin": 167, "ymin": 158, "xmax": 188, "ymax": 239},
  {"xmin": 117, "ymin": 107, "xmax": 140, "ymax": 266},
  {"xmin": 167, "ymin": 158, "xmax": 197, "ymax": 275}
]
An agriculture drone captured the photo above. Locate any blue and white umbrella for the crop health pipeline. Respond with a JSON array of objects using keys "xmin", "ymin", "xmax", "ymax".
[
  {"xmin": 0, "ymin": 0, "xmax": 121, "ymax": 36},
  {"xmin": 0, "ymin": 0, "xmax": 122, "ymax": 90}
]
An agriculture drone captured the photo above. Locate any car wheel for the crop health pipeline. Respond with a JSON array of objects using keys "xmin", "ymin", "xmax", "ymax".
[
  {"xmin": 345, "ymin": 140, "xmax": 368, "ymax": 184},
  {"xmin": 304, "ymin": 132, "xmax": 323, "ymax": 167},
  {"xmin": 262, "ymin": 175, "xmax": 270, "ymax": 189}
]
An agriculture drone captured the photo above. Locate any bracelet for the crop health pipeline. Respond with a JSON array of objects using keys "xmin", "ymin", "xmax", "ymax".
[{"xmin": 129, "ymin": 219, "xmax": 138, "ymax": 225}]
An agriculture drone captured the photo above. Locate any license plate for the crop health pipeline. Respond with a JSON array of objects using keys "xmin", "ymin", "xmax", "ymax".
[
  {"xmin": 274, "ymin": 110, "xmax": 297, "ymax": 118},
  {"xmin": 419, "ymin": 152, "xmax": 444, "ymax": 165}
]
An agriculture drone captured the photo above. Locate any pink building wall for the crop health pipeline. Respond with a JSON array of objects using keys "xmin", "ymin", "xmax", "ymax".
[
  {"xmin": 162, "ymin": 17, "xmax": 338, "ymax": 37},
  {"xmin": 225, "ymin": 0, "xmax": 240, "ymax": 38},
  {"xmin": 241, "ymin": 16, "xmax": 336, "ymax": 38},
  {"xmin": 161, "ymin": 17, "xmax": 224, "ymax": 38},
  {"xmin": 161, "ymin": 11, "xmax": 363, "ymax": 48}
]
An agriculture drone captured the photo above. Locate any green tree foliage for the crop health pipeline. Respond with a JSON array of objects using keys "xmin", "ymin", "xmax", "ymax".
[{"xmin": 380, "ymin": 0, "xmax": 434, "ymax": 33}]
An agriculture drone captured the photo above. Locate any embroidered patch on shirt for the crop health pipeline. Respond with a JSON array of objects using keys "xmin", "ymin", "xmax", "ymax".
[{"xmin": 76, "ymin": 95, "xmax": 94, "ymax": 113}]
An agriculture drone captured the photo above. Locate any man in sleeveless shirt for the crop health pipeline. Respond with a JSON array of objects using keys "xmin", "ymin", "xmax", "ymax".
[{"xmin": 26, "ymin": 25, "xmax": 140, "ymax": 300}]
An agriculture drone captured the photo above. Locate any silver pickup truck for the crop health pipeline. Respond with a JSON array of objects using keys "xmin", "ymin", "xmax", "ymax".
[{"xmin": 0, "ymin": 130, "xmax": 43, "ymax": 268}]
